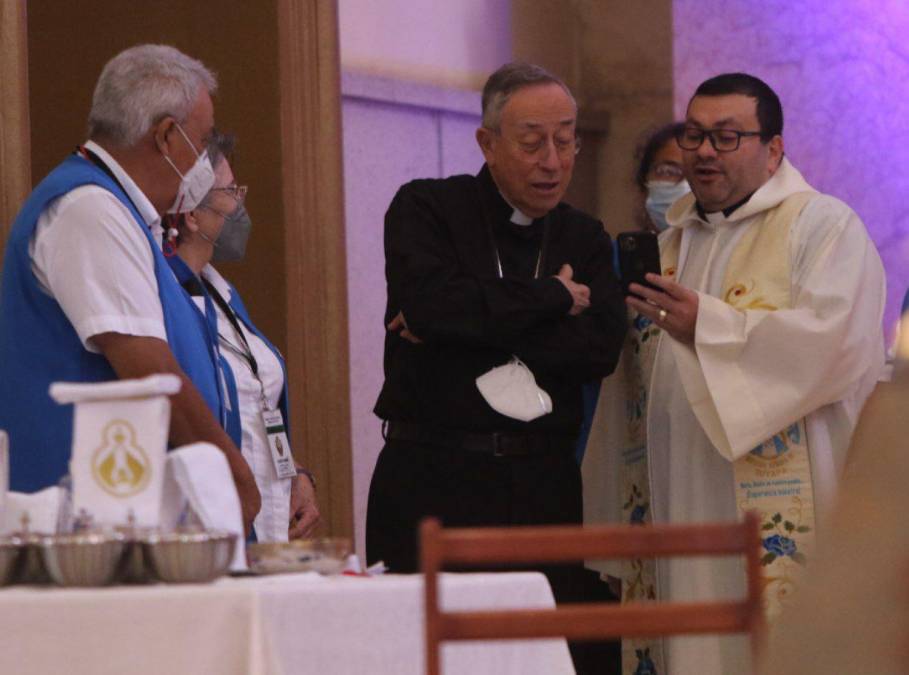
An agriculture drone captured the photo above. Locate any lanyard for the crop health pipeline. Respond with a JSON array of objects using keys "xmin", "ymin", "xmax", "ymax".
[
  {"xmin": 492, "ymin": 243, "xmax": 544, "ymax": 280},
  {"xmin": 203, "ymin": 279, "xmax": 271, "ymax": 411},
  {"xmin": 204, "ymin": 279, "xmax": 258, "ymax": 378}
]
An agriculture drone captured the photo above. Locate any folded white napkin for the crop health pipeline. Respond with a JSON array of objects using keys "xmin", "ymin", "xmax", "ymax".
[
  {"xmin": 1, "ymin": 486, "xmax": 63, "ymax": 535},
  {"xmin": 167, "ymin": 443, "xmax": 246, "ymax": 571},
  {"xmin": 50, "ymin": 375, "xmax": 179, "ymax": 529},
  {"xmin": 49, "ymin": 374, "xmax": 181, "ymax": 403}
]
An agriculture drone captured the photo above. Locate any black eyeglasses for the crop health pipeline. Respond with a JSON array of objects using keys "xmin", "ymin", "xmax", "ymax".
[{"xmin": 676, "ymin": 126, "xmax": 763, "ymax": 152}]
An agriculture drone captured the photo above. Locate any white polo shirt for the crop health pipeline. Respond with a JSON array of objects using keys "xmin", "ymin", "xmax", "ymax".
[{"xmin": 29, "ymin": 140, "xmax": 166, "ymax": 352}]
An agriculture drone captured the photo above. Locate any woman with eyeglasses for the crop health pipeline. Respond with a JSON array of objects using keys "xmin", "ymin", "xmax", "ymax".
[
  {"xmin": 165, "ymin": 134, "xmax": 320, "ymax": 542},
  {"xmin": 633, "ymin": 122, "xmax": 690, "ymax": 233}
]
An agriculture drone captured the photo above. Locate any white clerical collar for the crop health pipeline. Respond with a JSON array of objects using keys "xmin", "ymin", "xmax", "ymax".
[
  {"xmin": 510, "ymin": 208, "xmax": 533, "ymax": 226},
  {"xmin": 84, "ymin": 139, "xmax": 163, "ymax": 245},
  {"xmin": 499, "ymin": 192, "xmax": 534, "ymax": 226}
]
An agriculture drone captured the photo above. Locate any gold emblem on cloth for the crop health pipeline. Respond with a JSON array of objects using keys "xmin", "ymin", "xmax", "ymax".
[
  {"xmin": 91, "ymin": 420, "xmax": 151, "ymax": 497},
  {"xmin": 724, "ymin": 280, "xmax": 779, "ymax": 311}
]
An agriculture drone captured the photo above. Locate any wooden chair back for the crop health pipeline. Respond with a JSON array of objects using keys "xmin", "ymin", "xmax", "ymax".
[{"xmin": 421, "ymin": 512, "xmax": 764, "ymax": 675}]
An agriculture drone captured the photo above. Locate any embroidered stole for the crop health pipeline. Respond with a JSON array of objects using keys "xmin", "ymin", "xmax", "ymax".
[{"xmin": 619, "ymin": 192, "xmax": 817, "ymax": 674}]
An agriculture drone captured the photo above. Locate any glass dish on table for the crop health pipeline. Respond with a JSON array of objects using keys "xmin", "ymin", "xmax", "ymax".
[{"xmin": 246, "ymin": 538, "xmax": 351, "ymax": 575}]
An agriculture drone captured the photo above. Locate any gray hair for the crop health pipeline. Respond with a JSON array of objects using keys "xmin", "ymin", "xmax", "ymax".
[
  {"xmin": 481, "ymin": 62, "xmax": 576, "ymax": 130},
  {"xmin": 88, "ymin": 44, "xmax": 217, "ymax": 146},
  {"xmin": 205, "ymin": 130, "xmax": 235, "ymax": 171}
]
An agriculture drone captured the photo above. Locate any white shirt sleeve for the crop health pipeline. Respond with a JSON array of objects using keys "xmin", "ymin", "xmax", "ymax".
[{"xmin": 31, "ymin": 185, "xmax": 167, "ymax": 353}]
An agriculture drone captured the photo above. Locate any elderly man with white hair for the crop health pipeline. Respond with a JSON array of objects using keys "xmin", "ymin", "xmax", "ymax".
[{"xmin": 0, "ymin": 44, "xmax": 260, "ymax": 530}]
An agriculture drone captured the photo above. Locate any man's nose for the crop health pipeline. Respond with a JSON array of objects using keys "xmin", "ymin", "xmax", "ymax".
[
  {"xmin": 538, "ymin": 139, "xmax": 561, "ymax": 171},
  {"xmin": 696, "ymin": 135, "xmax": 718, "ymax": 160}
]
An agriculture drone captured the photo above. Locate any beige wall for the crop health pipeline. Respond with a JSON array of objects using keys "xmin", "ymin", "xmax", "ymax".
[
  {"xmin": 27, "ymin": 0, "xmax": 287, "ymax": 352},
  {"xmin": 0, "ymin": 1, "xmax": 30, "ymax": 261},
  {"xmin": 339, "ymin": 0, "xmax": 511, "ymax": 88}
]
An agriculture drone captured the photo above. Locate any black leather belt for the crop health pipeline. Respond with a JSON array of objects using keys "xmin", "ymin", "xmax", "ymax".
[{"xmin": 385, "ymin": 420, "xmax": 576, "ymax": 457}]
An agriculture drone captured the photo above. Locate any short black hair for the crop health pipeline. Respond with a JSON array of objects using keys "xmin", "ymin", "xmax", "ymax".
[
  {"xmin": 691, "ymin": 73, "xmax": 783, "ymax": 141},
  {"xmin": 634, "ymin": 122, "xmax": 686, "ymax": 192}
]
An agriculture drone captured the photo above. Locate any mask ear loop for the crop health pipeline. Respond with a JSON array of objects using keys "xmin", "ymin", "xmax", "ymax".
[{"xmin": 162, "ymin": 209, "xmax": 182, "ymax": 258}]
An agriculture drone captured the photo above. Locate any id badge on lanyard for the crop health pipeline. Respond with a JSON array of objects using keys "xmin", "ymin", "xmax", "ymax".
[
  {"xmin": 263, "ymin": 406, "xmax": 297, "ymax": 479},
  {"xmin": 202, "ymin": 275, "xmax": 296, "ymax": 481}
]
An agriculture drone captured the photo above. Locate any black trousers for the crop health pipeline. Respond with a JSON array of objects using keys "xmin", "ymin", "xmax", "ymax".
[{"xmin": 366, "ymin": 438, "xmax": 620, "ymax": 675}]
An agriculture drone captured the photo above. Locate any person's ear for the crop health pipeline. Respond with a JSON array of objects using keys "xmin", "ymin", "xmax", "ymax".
[
  {"xmin": 767, "ymin": 135, "xmax": 784, "ymax": 173},
  {"xmin": 476, "ymin": 127, "xmax": 497, "ymax": 165},
  {"xmin": 153, "ymin": 116, "xmax": 177, "ymax": 156},
  {"xmin": 183, "ymin": 210, "xmax": 201, "ymax": 233}
]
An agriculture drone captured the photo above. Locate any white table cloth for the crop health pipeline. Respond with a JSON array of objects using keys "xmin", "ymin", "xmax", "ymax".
[{"xmin": 0, "ymin": 572, "xmax": 574, "ymax": 675}]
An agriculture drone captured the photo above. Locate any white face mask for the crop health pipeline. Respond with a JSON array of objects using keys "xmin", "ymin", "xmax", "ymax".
[
  {"xmin": 163, "ymin": 124, "xmax": 215, "ymax": 214},
  {"xmin": 645, "ymin": 179, "xmax": 691, "ymax": 232},
  {"xmin": 475, "ymin": 356, "xmax": 552, "ymax": 422}
]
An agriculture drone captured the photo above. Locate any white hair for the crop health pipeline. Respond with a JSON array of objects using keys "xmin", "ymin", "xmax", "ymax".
[
  {"xmin": 88, "ymin": 44, "xmax": 217, "ymax": 146},
  {"xmin": 481, "ymin": 62, "xmax": 576, "ymax": 130}
]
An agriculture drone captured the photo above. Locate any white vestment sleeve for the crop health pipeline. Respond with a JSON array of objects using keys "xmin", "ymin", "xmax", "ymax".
[{"xmin": 671, "ymin": 196, "xmax": 886, "ymax": 461}]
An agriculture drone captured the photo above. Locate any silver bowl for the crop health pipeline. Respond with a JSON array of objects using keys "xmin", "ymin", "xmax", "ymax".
[
  {"xmin": 41, "ymin": 532, "xmax": 127, "ymax": 587},
  {"xmin": 142, "ymin": 530, "xmax": 236, "ymax": 583},
  {"xmin": 0, "ymin": 536, "xmax": 24, "ymax": 586}
]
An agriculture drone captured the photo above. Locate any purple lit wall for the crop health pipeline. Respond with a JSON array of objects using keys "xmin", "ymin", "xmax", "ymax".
[
  {"xmin": 674, "ymin": 0, "xmax": 909, "ymax": 336},
  {"xmin": 341, "ymin": 74, "xmax": 485, "ymax": 558}
]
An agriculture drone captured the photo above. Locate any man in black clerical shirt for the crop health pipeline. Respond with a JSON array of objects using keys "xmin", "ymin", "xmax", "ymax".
[{"xmin": 366, "ymin": 63, "xmax": 625, "ymax": 672}]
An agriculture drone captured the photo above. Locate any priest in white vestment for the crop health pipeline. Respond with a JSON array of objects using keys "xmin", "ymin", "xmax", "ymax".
[{"xmin": 589, "ymin": 73, "xmax": 886, "ymax": 675}]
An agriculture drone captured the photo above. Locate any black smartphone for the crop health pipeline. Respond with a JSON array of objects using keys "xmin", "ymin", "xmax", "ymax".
[{"xmin": 617, "ymin": 231, "xmax": 662, "ymax": 295}]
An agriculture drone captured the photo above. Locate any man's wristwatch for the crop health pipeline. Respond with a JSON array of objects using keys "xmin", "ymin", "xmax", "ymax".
[{"xmin": 295, "ymin": 466, "xmax": 316, "ymax": 489}]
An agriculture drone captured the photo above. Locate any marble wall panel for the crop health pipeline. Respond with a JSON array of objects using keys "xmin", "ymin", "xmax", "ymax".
[
  {"xmin": 439, "ymin": 111, "xmax": 484, "ymax": 178},
  {"xmin": 342, "ymin": 77, "xmax": 482, "ymax": 558},
  {"xmin": 342, "ymin": 97, "xmax": 440, "ymax": 558},
  {"xmin": 674, "ymin": 0, "xmax": 909, "ymax": 337},
  {"xmin": 339, "ymin": 0, "xmax": 510, "ymax": 88}
]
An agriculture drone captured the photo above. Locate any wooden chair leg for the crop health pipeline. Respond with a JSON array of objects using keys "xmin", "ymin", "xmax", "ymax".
[{"xmin": 422, "ymin": 518, "xmax": 442, "ymax": 675}]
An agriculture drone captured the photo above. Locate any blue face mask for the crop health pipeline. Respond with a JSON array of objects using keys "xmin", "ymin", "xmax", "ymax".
[{"xmin": 645, "ymin": 180, "xmax": 691, "ymax": 232}]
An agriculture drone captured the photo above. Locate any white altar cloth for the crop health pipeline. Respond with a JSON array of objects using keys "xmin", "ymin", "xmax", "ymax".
[{"xmin": 0, "ymin": 571, "xmax": 574, "ymax": 675}]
